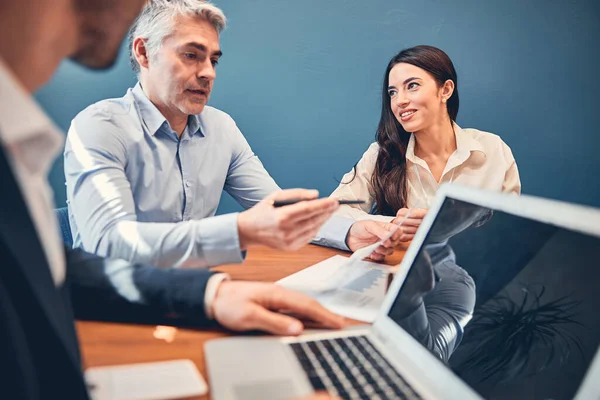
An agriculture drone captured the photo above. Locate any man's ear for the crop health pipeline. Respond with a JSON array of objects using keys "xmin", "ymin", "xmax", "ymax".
[{"xmin": 132, "ymin": 37, "xmax": 150, "ymax": 70}]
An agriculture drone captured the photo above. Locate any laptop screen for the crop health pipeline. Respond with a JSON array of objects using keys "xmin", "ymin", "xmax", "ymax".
[{"xmin": 387, "ymin": 197, "xmax": 599, "ymax": 400}]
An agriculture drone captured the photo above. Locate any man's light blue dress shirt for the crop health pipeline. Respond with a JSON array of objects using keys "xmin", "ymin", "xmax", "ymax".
[{"xmin": 65, "ymin": 83, "xmax": 351, "ymax": 269}]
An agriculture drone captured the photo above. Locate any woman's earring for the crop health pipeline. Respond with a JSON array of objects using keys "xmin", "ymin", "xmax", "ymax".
[{"xmin": 442, "ymin": 98, "xmax": 447, "ymax": 103}]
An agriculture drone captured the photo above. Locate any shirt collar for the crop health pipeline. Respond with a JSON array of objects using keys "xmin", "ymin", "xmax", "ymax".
[
  {"xmin": 131, "ymin": 82, "xmax": 203, "ymax": 138},
  {"xmin": 187, "ymin": 113, "xmax": 202, "ymax": 138},
  {"xmin": 454, "ymin": 122, "xmax": 486, "ymax": 158},
  {"xmin": 0, "ymin": 58, "xmax": 63, "ymax": 164},
  {"xmin": 406, "ymin": 122, "xmax": 486, "ymax": 169}
]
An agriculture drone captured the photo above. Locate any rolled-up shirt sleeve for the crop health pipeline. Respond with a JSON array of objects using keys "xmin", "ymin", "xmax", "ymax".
[{"xmin": 64, "ymin": 112, "xmax": 244, "ymax": 269}]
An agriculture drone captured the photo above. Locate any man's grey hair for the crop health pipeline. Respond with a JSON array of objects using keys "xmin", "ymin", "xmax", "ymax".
[{"xmin": 128, "ymin": 0, "xmax": 226, "ymax": 75}]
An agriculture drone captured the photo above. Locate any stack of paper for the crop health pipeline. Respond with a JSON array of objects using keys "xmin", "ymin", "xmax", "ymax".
[{"xmin": 277, "ymin": 255, "xmax": 391, "ymax": 322}]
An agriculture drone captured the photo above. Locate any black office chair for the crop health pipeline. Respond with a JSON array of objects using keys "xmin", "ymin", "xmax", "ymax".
[{"xmin": 55, "ymin": 207, "xmax": 73, "ymax": 248}]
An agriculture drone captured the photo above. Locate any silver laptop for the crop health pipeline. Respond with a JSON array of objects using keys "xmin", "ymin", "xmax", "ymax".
[{"xmin": 206, "ymin": 184, "xmax": 600, "ymax": 400}]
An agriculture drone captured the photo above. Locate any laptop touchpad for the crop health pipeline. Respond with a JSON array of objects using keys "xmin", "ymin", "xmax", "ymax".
[
  {"xmin": 205, "ymin": 337, "xmax": 312, "ymax": 400},
  {"xmin": 234, "ymin": 379, "xmax": 295, "ymax": 400}
]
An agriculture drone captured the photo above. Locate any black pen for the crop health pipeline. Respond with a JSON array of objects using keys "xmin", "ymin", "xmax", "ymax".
[{"xmin": 273, "ymin": 199, "xmax": 366, "ymax": 207}]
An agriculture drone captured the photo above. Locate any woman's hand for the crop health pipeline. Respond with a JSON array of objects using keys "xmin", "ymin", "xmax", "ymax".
[
  {"xmin": 391, "ymin": 208, "xmax": 428, "ymax": 242},
  {"xmin": 346, "ymin": 220, "xmax": 404, "ymax": 261}
]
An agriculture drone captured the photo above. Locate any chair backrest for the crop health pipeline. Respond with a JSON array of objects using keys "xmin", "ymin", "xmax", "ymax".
[{"xmin": 55, "ymin": 207, "xmax": 73, "ymax": 248}]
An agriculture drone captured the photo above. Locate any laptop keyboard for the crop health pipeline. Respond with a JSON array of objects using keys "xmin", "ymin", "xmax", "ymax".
[{"xmin": 290, "ymin": 335, "xmax": 422, "ymax": 400}]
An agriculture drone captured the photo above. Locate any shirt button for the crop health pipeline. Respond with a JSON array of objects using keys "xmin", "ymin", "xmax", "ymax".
[{"xmin": 185, "ymin": 180, "xmax": 191, "ymax": 188}]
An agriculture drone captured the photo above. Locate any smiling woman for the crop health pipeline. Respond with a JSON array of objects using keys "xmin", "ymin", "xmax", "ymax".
[{"xmin": 330, "ymin": 45, "xmax": 521, "ymax": 233}]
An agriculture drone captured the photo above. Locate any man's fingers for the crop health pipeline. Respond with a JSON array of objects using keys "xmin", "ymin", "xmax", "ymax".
[
  {"xmin": 413, "ymin": 208, "xmax": 429, "ymax": 217},
  {"xmin": 368, "ymin": 252, "xmax": 385, "ymax": 261},
  {"xmin": 289, "ymin": 228, "xmax": 325, "ymax": 250},
  {"xmin": 396, "ymin": 208, "xmax": 428, "ymax": 218},
  {"xmin": 380, "ymin": 225, "xmax": 416, "ymax": 247},
  {"xmin": 247, "ymin": 306, "xmax": 306, "ymax": 336},
  {"xmin": 260, "ymin": 287, "xmax": 346, "ymax": 329},
  {"xmin": 269, "ymin": 188, "xmax": 320, "ymax": 202},
  {"xmin": 399, "ymin": 226, "xmax": 418, "ymax": 234},
  {"xmin": 393, "ymin": 217, "xmax": 423, "ymax": 227},
  {"xmin": 395, "ymin": 208, "xmax": 427, "ymax": 227},
  {"xmin": 400, "ymin": 233, "xmax": 415, "ymax": 242},
  {"xmin": 366, "ymin": 221, "xmax": 398, "ymax": 241},
  {"xmin": 296, "ymin": 211, "xmax": 333, "ymax": 235},
  {"xmin": 388, "ymin": 224, "xmax": 404, "ymax": 242},
  {"xmin": 294, "ymin": 225, "xmax": 327, "ymax": 249},
  {"xmin": 279, "ymin": 198, "xmax": 338, "ymax": 223},
  {"xmin": 373, "ymin": 245, "xmax": 394, "ymax": 257},
  {"xmin": 278, "ymin": 212, "xmax": 333, "ymax": 249}
]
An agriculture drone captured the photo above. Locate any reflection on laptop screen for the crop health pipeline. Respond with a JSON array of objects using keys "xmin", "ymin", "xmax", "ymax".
[{"xmin": 387, "ymin": 197, "xmax": 599, "ymax": 400}]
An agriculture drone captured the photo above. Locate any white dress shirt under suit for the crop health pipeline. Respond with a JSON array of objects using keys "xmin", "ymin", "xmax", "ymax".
[{"xmin": 0, "ymin": 59, "xmax": 65, "ymax": 286}]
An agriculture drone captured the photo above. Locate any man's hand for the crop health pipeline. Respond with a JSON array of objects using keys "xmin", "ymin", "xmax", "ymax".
[
  {"xmin": 346, "ymin": 220, "xmax": 406, "ymax": 261},
  {"xmin": 238, "ymin": 189, "xmax": 339, "ymax": 250},
  {"xmin": 390, "ymin": 208, "xmax": 428, "ymax": 242},
  {"xmin": 212, "ymin": 281, "xmax": 347, "ymax": 335}
]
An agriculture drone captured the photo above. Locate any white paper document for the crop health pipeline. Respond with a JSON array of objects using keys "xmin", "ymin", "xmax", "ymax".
[
  {"xmin": 85, "ymin": 359, "xmax": 208, "ymax": 400},
  {"xmin": 277, "ymin": 255, "xmax": 390, "ymax": 322}
]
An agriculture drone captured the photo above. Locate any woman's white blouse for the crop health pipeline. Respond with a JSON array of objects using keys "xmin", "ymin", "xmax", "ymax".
[{"xmin": 331, "ymin": 124, "xmax": 521, "ymax": 221}]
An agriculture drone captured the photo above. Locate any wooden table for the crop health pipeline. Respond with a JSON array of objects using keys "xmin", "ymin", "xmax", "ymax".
[{"xmin": 77, "ymin": 244, "xmax": 408, "ymax": 399}]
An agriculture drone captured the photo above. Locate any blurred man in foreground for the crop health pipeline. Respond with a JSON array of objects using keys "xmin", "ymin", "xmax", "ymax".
[{"xmin": 0, "ymin": 0, "xmax": 344, "ymax": 398}]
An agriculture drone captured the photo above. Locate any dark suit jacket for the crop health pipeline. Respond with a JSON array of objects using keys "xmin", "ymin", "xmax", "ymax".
[{"xmin": 0, "ymin": 146, "xmax": 217, "ymax": 399}]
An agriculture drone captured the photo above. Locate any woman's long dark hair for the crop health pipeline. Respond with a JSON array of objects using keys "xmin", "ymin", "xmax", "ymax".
[{"xmin": 371, "ymin": 45, "xmax": 459, "ymax": 216}]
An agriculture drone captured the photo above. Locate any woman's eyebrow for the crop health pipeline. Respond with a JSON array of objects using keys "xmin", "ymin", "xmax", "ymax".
[{"xmin": 403, "ymin": 77, "xmax": 421, "ymax": 85}]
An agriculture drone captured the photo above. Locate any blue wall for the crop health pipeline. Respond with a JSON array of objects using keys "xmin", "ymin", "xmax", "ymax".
[{"xmin": 36, "ymin": 0, "xmax": 600, "ymax": 214}]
